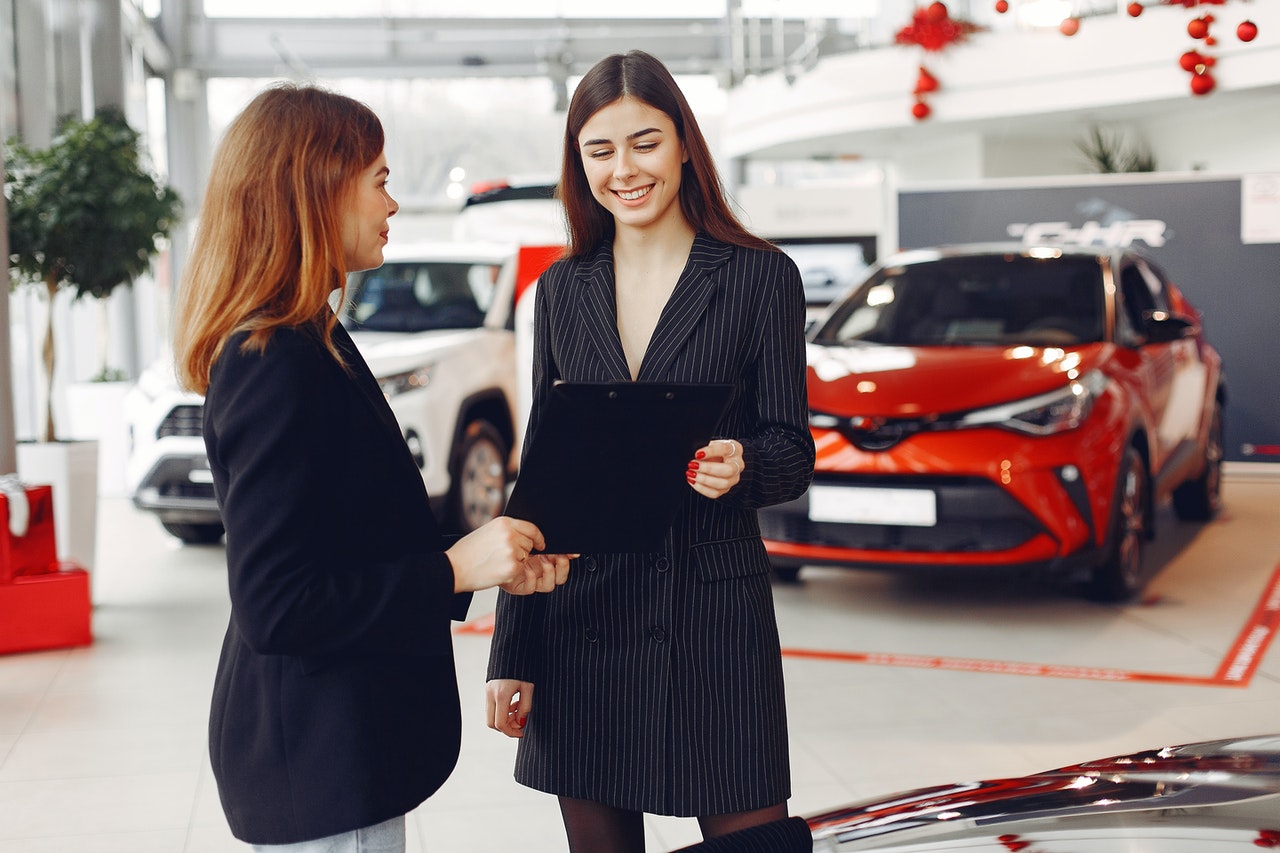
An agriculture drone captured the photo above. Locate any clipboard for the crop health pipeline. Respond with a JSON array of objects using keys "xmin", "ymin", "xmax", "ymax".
[{"xmin": 504, "ymin": 381, "xmax": 734, "ymax": 554}]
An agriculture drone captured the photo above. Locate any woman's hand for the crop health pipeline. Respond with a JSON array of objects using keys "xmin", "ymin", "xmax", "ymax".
[
  {"xmin": 687, "ymin": 438, "xmax": 744, "ymax": 500},
  {"xmin": 501, "ymin": 552, "xmax": 573, "ymax": 596},
  {"xmin": 447, "ymin": 517, "xmax": 570, "ymax": 593},
  {"xmin": 485, "ymin": 679, "xmax": 534, "ymax": 738}
]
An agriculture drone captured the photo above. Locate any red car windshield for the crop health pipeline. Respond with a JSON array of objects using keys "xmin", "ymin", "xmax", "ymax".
[{"xmin": 816, "ymin": 254, "xmax": 1106, "ymax": 348}]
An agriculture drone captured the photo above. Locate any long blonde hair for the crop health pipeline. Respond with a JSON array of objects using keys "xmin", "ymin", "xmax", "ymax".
[{"xmin": 173, "ymin": 83, "xmax": 385, "ymax": 393}]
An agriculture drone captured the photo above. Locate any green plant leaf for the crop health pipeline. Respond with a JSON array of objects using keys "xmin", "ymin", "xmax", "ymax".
[{"xmin": 5, "ymin": 106, "xmax": 183, "ymax": 300}]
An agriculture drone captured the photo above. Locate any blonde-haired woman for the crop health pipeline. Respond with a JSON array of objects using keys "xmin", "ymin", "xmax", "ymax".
[{"xmin": 174, "ymin": 83, "xmax": 570, "ymax": 853}]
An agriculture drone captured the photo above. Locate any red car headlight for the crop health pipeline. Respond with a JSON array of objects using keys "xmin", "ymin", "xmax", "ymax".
[{"xmin": 960, "ymin": 370, "xmax": 1108, "ymax": 436}]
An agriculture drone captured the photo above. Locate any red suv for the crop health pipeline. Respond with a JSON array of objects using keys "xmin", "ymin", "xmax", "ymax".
[{"xmin": 760, "ymin": 244, "xmax": 1225, "ymax": 601}]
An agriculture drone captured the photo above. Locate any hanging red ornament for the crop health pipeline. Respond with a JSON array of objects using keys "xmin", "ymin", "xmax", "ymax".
[
  {"xmin": 914, "ymin": 66, "xmax": 940, "ymax": 94},
  {"xmin": 895, "ymin": 4, "xmax": 984, "ymax": 52},
  {"xmin": 895, "ymin": 4, "xmax": 982, "ymax": 122},
  {"xmin": 1060, "ymin": 17, "xmax": 1081, "ymax": 36},
  {"xmin": 1127, "ymin": 2, "xmax": 1144, "ymax": 17},
  {"xmin": 1190, "ymin": 71, "xmax": 1216, "ymax": 95},
  {"xmin": 1237, "ymin": 20, "xmax": 1258, "ymax": 42},
  {"xmin": 995, "ymin": 0, "xmax": 1009, "ymax": 12},
  {"xmin": 1178, "ymin": 49, "xmax": 1205, "ymax": 72},
  {"xmin": 1187, "ymin": 17, "xmax": 1210, "ymax": 39}
]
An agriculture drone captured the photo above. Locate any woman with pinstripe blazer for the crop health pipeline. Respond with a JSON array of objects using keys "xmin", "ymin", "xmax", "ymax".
[{"xmin": 485, "ymin": 51, "xmax": 815, "ymax": 852}]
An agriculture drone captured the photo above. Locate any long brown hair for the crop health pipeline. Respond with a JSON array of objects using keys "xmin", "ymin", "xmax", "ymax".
[
  {"xmin": 173, "ymin": 83, "xmax": 385, "ymax": 393},
  {"xmin": 557, "ymin": 50, "xmax": 774, "ymax": 258}
]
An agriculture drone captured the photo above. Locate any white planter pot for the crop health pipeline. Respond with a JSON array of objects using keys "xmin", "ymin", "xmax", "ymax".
[
  {"xmin": 65, "ymin": 380, "xmax": 132, "ymax": 498},
  {"xmin": 16, "ymin": 440, "xmax": 99, "ymax": 596}
]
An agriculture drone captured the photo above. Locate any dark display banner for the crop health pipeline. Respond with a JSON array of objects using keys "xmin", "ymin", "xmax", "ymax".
[{"xmin": 899, "ymin": 176, "xmax": 1280, "ymax": 464}]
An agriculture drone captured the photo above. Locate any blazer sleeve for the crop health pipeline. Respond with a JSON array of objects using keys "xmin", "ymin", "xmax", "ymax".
[
  {"xmin": 724, "ymin": 250, "xmax": 815, "ymax": 510},
  {"xmin": 205, "ymin": 330, "xmax": 459, "ymax": 659}
]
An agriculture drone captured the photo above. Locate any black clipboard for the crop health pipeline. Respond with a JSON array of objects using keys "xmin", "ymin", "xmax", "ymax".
[{"xmin": 504, "ymin": 381, "xmax": 734, "ymax": 554}]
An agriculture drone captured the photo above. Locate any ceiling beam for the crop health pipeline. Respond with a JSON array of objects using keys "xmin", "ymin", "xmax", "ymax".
[{"xmin": 187, "ymin": 15, "xmax": 853, "ymax": 81}]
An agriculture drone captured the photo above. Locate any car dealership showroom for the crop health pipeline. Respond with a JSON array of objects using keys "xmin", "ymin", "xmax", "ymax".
[{"xmin": 1, "ymin": 0, "xmax": 1278, "ymax": 851}]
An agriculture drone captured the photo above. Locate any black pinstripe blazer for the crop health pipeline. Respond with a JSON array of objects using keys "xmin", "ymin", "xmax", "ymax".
[{"xmin": 490, "ymin": 230, "xmax": 815, "ymax": 683}]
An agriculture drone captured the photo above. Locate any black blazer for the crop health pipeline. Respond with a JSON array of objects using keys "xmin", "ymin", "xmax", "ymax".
[
  {"xmin": 492, "ymin": 232, "xmax": 816, "ymax": 684},
  {"xmin": 488, "ymin": 234, "xmax": 813, "ymax": 814},
  {"xmin": 203, "ymin": 320, "xmax": 470, "ymax": 845}
]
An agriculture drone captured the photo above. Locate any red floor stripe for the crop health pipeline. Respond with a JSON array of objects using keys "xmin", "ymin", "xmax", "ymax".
[
  {"xmin": 456, "ymin": 562, "xmax": 1280, "ymax": 688},
  {"xmin": 778, "ymin": 648, "xmax": 1222, "ymax": 687},
  {"xmin": 1211, "ymin": 562, "xmax": 1280, "ymax": 685},
  {"xmin": 454, "ymin": 611, "xmax": 495, "ymax": 634}
]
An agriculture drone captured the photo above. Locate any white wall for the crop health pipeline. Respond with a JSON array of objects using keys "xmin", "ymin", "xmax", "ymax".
[
  {"xmin": 723, "ymin": 2, "xmax": 1280, "ymax": 180},
  {"xmin": 1135, "ymin": 92, "xmax": 1280, "ymax": 174}
]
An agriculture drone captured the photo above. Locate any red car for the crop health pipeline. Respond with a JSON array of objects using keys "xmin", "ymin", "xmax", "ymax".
[{"xmin": 760, "ymin": 244, "xmax": 1225, "ymax": 601}]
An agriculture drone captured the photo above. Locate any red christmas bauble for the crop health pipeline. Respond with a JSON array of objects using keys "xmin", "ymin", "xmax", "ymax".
[
  {"xmin": 1179, "ymin": 50, "xmax": 1204, "ymax": 72},
  {"xmin": 995, "ymin": 0, "xmax": 1008, "ymax": 12},
  {"xmin": 926, "ymin": 1, "xmax": 949, "ymax": 22},
  {"xmin": 911, "ymin": 100, "xmax": 932, "ymax": 120},
  {"xmin": 914, "ymin": 66, "xmax": 940, "ymax": 94},
  {"xmin": 1187, "ymin": 17, "xmax": 1209, "ymax": 39},
  {"xmin": 1059, "ymin": 17, "xmax": 1080, "ymax": 36},
  {"xmin": 1238, "ymin": 20, "xmax": 1258, "ymax": 42},
  {"xmin": 1190, "ymin": 71, "xmax": 1215, "ymax": 96},
  {"xmin": 1127, "ymin": 2, "xmax": 1143, "ymax": 17}
]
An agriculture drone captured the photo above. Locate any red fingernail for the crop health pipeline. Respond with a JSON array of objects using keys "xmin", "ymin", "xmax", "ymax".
[
  {"xmin": 695, "ymin": 450, "xmax": 706, "ymax": 459},
  {"xmin": 686, "ymin": 472, "xmax": 697, "ymax": 482},
  {"xmin": 687, "ymin": 461, "xmax": 700, "ymax": 471},
  {"xmin": 518, "ymin": 716, "xmax": 528, "ymax": 727}
]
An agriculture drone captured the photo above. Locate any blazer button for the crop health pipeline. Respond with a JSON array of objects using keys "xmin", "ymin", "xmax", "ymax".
[
  {"xmin": 583, "ymin": 557, "xmax": 598, "ymax": 572},
  {"xmin": 654, "ymin": 556, "xmax": 670, "ymax": 573},
  {"xmin": 585, "ymin": 628, "xmax": 599, "ymax": 642},
  {"xmin": 650, "ymin": 626, "xmax": 667, "ymax": 643}
]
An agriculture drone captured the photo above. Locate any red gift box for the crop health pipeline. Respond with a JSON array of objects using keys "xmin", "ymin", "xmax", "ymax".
[
  {"xmin": 0, "ymin": 564, "xmax": 92, "ymax": 655},
  {"xmin": 0, "ymin": 486, "xmax": 59, "ymax": 583}
]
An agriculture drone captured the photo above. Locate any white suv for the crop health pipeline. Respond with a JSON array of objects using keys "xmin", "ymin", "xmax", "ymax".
[{"xmin": 126, "ymin": 241, "xmax": 521, "ymax": 543}]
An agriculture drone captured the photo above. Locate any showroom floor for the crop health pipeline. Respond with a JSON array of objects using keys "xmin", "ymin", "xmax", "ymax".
[{"xmin": 1, "ymin": 472, "xmax": 1278, "ymax": 853}]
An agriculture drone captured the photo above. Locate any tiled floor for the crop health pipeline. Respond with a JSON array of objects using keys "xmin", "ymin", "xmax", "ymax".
[{"xmin": 1, "ymin": 471, "xmax": 1278, "ymax": 852}]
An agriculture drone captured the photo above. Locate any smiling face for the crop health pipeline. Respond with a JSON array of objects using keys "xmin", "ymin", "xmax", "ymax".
[
  {"xmin": 341, "ymin": 151, "xmax": 398, "ymax": 273},
  {"xmin": 577, "ymin": 96, "xmax": 689, "ymax": 235}
]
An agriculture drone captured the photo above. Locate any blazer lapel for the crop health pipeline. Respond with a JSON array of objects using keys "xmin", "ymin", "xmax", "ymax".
[
  {"xmin": 637, "ymin": 233, "xmax": 733, "ymax": 382},
  {"xmin": 331, "ymin": 320, "xmax": 406, "ymax": 442},
  {"xmin": 574, "ymin": 243, "xmax": 633, "ymax": 381}
]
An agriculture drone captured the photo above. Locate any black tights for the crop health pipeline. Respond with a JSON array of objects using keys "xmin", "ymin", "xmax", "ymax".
[{"xmin": 558, "ymin": 796, "xmax": 788, "ymax": 853}]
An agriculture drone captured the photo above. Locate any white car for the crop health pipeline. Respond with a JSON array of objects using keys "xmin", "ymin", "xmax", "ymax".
[
  {"xmin": 125, "ymin": 360, "xmax": 223, "ymax": 544},
  {"xmin": 126, "ymin": 241, "xmax": 521, "ymax": 543}
]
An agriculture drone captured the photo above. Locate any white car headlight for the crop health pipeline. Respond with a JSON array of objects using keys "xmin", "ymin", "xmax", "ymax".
[
  {"xmin": 961, "ymin": 369, "xmax": 1108, "ymax": 436},
  {"xmin": 378, "ymin": 364, "xmax": 434, "ymax": 399}
]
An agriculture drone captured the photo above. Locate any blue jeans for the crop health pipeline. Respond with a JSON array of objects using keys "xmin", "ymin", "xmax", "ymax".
[{"xmin": 251, "ymin": 815, "xmax": 405, "ymax": 853}]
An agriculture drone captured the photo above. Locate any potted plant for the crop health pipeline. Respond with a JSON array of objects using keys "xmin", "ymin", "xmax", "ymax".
[
  {"xmin": 4, "ymin": 107, "xmax": 181, "ymax": 577},
  {"xmin": 6, "ymin": 106, "xmax": 182, "ymax": 439}
]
